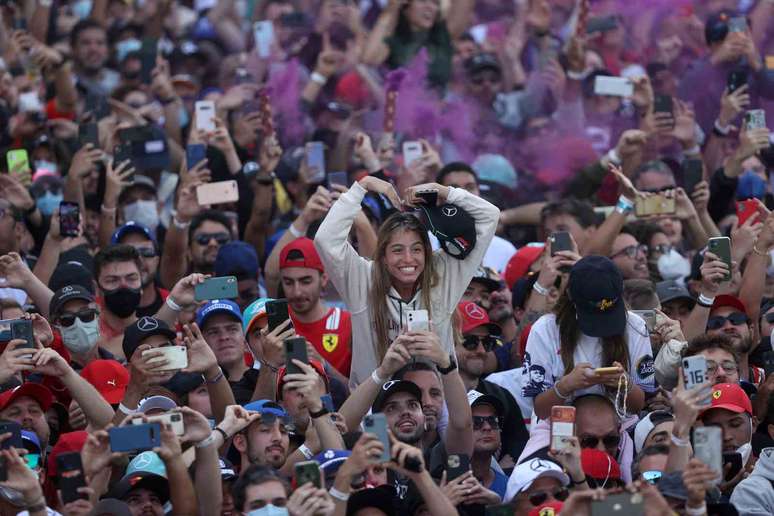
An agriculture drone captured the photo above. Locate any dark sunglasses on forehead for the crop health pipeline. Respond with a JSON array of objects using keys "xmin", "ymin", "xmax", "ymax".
[
  {"xmin": 462, "ymin": 335, "xmax": 501, "ymax": 352},
  {"xmin": 707, "ymin": 312, "xmax": 748, "ymax": 330},
  {"xmin": 258, "ymin": 412, "xmax": 294, "ymax": 428},
  {"xmin": 194, "ymin": 232, "xmax": 230, "ymax": 246},
  {"xmin": 57, "ymin": 308, "xmax": 98, "ymax": 328},
  {"xmin": 472, "ymin": 415, "xmax": 501, "ymax": 430},
  {"xmin": 528, "ymin": 487, "xmax": 570, "ymax": 507},
  {"xmin": 580, "ymin": 434, "xmax": 621, "ymax": 449}
]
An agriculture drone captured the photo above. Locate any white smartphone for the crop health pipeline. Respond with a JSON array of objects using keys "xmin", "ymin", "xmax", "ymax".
[
  {"xmin": 406, "ymin": 309, "xmax": 429, "ymax": 332},
  {"xmin": 196, "ymin": 180, "xmax": 239, "ymax": 205},
  {"xmin": 253, "ymin": 21, "xmax": 275, "ymax": 58},
  {"xmin": 682, "ymin": 356, "xmax": 711, "ymax": 405},
  {"xmin": 132, "ymin": 411, "xmax": 185, "ymax": 436},
  {"xmin": 402, "ymin": 141, "xmax": 423, "ymax": 167},
  {"xmin": 693, "ymin": 426, "xmax": 723, "ymax": 483},
  {"xmin": 143, "ymin": 346, "xmax": 188, "ymax": 371},
  {"xmin": 593, "ymin": 76, "xmax": 633, "ymax": 97},
  {"xmin": 194, "ymin": 101, "xmax": 216, "ymax": 132}
]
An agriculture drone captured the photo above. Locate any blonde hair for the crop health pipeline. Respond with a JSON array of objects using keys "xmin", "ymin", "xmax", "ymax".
[{"xmin": 369, "ymin": 213, "xmax": 438, "ymax": 361}]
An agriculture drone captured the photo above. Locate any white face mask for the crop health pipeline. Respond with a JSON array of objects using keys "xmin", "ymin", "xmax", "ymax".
[
  {"xmin": 657, "ymin": 249, "xmax": 691, "ymax": 283},
  {"xmin": 59, "ymin": 317, "xmax": 100, "ymax": 354},
  {"xmin": 123, "ymin": 200, "xmax": 159, "ymax": 231},
  {"xmin": 246, "ymin": 505, "xmax": 289, "ymax": 516},
  {"xmin": 738, "ymin": 441, "xmax": 752, "ymax": 465}
]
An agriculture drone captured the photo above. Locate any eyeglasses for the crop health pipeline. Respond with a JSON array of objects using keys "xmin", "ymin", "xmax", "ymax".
[
  {"xmin": 650, "ymin": 244, "xmax": 673, "ymax": 256},
  {"xmin": 133, "ymin": 247, "xmax": 156, "ymax": 258},
  {"xmin": 528, "ymin": 487, "xmax": 570, "ymax": 507},
  {"xmin": 642, "ymin": 471, "xmax": 663, "ymax": 484},
  {"xmin": 764, "ymin": 312, "xmax": 774, "ymax": 324},
  {"xmin": 579, "ymin": 434, "xmax": 621, "ymax": 450},
  {"xmin": 472, "ymin": 415, "xmax": 501, "ymax": 430},
  {"xmin": 462, "ymin": 335, "xmax": 501, "ymax": 352},
  {"xmin": 707, "ymin": 312, "xmax": 748, "ymax": 330},
  {"xmin": 57, "ymin": 308, "xmax": 98, "ymax": 327},
  {"xmin": 706, "ymin": 360, "xmax": 738, "ymax": 375},
  {"xmin": 610, "ymin": 244, "xmax": 647, "ymax": 260},
  {"xmin": 194, "ymin": 232, "xmax": 230, "ymax": 246}
]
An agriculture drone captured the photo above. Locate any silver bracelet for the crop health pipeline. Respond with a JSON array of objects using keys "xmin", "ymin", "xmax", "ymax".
[
  {"xmin": 298, "ymin": 444, "xmax": 313, "ymax": 459},
  {"xmin": 553, "ymin": 382, "xmax": 572, "ymax": 401},
  {"xmin": 288, "ymin": 223, "xmax": 304, "ymax": 238},
  {"xmin": 173, "ymin": 216, "xmax": 191, "ymax": 230},
  {"xmin": 532, "ymin": 282, "xmax": 550, "ymax": 296},
  {"xmin": 118, "ymin": 402, "xmax": 136, "ymax": 415},
  {"xmin": 329, "ymin": 487, "xmax": 350, "ymax": 501},
  {"xmin": 195, "ymin": 433, "xmax": 217, "ymax": 449},
  {"xmin": 371, "ymin": 369, "xmax": 387, "ymax": 386},
  {"xmin": 166, "ymin": 296, "xmax": 183, "ymax": 312}
]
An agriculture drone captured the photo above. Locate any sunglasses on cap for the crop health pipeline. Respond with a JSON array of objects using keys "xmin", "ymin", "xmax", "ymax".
[
  {"xmin": 706, "ymin": 312, "xmax": 748, "ymax": 330},
  {"xmin": 257, "ymin": 412, "xmax": 294, "ymax": 429},
  {"xmin": 472, "ymin": 415, "xmax": 501, "ymax": 430},
  {"xmin": 528, "ymin": 487, "xmax": 570, "ymax": 507},
  {"xmin": 763, "ymin": 312, "xmax": 774, "ymax": 324},
  {"xmin": 194, "ymin": 232, "xmax": 230, "ymax": 246},
  {"xmin": 462, "ymin": 335, "xmax": 501, "ymax": 352},
  {"xmin": 642, "ymin": 471, "xmax": 662, "ymax": 484},
  {"xmin": 579, "ymin": 434, "xmax": 621, "ymax": 449},
  {"xmin": 58, "ymin": 308, "xmax": 98, "ymax": 328}
]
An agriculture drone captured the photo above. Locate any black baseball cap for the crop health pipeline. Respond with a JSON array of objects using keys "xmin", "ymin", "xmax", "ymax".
[
  {"xmin": 464, "ymin": 52, "xmax": 502, "ymax": 76},
  {"xmin": 569, "ymin": 256, "xmax": 626, "ymax": 338},
  {"xmin": 346, "ymin": 485, "xmax": 396, "ymax": 516},
  {"xmin": 419, "ymin": 204, "xmax": 477, "ymax": 260},
  {"xmin": 372, "ymin": 380, "xmax": 422, "ymax": 414},
  {"xmin": 122, "ymin": 316, "xmax": 177, "ymax": 360},
  {"xmin": 49, "ymin": 285, "xmax": 95, "ymax": 317}
]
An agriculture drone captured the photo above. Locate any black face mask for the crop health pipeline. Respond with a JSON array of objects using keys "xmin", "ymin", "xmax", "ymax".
[{"xmin": 102, "ymin": 286, "xmax": 142, "ymax": 318}]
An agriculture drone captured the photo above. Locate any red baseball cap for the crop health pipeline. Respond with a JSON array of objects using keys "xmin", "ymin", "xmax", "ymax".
[
  {"xmin": 81, "ymin": 360, "xmax": 129, "ymax": 404},
  {"xmin": 47, "ymin": 431, "xmax": 88, "ymax": 477},
  {"xmin": 279, "ymin": 238, "xmax": 325, "ymax": 273},
  {"xmin": 0, "ymin": 383, "xmax": 53, "ymax": 412},
  {"xmin": 711, "ymin": 295, "xmax": 747, "ymax": 315},
  {"xmin": 276, "ymin": 359, "xmax": 330, "ymax": 400},
  {"xmin": 458, "ymin": 301, "xmax": 501, "ymax": 335},
  {"xmin": 581, "ymin": 449, "xmax": 622, "ymax": 484},
  {"xmin": 702, "ymin": 383, "xmax": 753, "ymax": 416},
  {"xmin": 504, "ymin": 245, "xmax": 544, "ymax": 289},
  {"xmin": 528, "ymin": 501, "xmax": 564, "ymax": 516}
]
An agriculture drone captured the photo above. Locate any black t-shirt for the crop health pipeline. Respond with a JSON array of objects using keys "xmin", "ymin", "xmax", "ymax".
[
  {"xmin": 227, "ymin": 368, "xmax": 261, "ymax": 405},
  {"xmin": 136, "ymin": 288, "xmax": 165, "ymax": 319}
]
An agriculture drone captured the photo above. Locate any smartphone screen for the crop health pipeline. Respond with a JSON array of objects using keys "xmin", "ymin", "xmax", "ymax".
[
  {"xmin": 402, "ymin": 141, "xmax": 422, "ymax": 167},
  {"xmin": 253, "ymin": 21, "xmax": 275, "ymax": 58},
  {"xmin": 305, "ymin": 142, "xmax": 325, "ymax": 183},
  {"xmin": 293, "ymin": 460, "xmax": 322, "ymax": 489},
  {"xmin": 6, "ymin": 149, "xmax": 30, "ymax": 175},
  {"xmin": 59, "ymin": 202, "xmax": 80, "ymax": 238}
]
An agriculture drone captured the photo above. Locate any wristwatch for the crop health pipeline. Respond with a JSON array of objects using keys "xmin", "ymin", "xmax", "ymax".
[
  {"xmin": 437, "ymin": 355, "xmax": 457, "ymax": 375},
  {"xmin": 309, "ymin": 406, "xmax": 330, "ymax": 419}
]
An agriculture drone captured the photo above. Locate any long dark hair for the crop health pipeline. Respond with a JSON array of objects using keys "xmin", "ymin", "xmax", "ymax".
[{"xmin": 553, "ymin": 290, "xmax": 631, "ymax": 378}]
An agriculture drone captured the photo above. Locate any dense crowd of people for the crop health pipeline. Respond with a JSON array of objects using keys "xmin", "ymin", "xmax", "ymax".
[{"xmin": 0, "ymin": 0, "xmax": 773, "ymax": 515}]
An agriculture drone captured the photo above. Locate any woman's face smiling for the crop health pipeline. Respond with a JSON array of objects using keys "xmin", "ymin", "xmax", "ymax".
[{"xmin": 384, "ymin": 229, "xmax": 426, "ymax": 292}]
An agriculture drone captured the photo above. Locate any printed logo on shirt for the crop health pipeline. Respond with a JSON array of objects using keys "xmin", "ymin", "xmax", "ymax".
[
  {"xmin": 322, "ymin": 334, "xmax": 339, "ymax": 352},
  {"xmin": 636, "ymin": 355, "xmax": 655, "ymax": 380}
]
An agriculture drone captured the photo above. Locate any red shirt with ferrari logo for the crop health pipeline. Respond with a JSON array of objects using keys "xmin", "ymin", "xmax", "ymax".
[{"xmin": 291, "ymin": 307, "xmax": 352, "ymax": 377}]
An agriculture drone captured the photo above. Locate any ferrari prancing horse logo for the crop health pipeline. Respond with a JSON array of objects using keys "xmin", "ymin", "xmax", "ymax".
[{"xmin": 322, "ymin": 334, "xmax": 338, "ymax": 353}]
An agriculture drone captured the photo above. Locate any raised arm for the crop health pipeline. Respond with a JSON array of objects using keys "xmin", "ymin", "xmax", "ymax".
[
  {"xmin": 361, "ymin": 0, "xmax": 402, "ymax": 66},
  {"xmin": 445, "ymin": 0, "xmax": 474, "ymax": 38}
]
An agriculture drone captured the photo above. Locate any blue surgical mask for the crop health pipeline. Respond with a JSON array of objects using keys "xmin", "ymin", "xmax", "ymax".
[
  {"xmin": 246, "ymin": 505, "xmax": 288, "ymax": 516},
  {"xmin": 72, "ymin": 0, "xmax": 93, "ymax": 19},
  {"xmin": 36, "ymin": 191, "xmax": 63, "ymax": 216},
  {"xmin": 737, "ymin": 170, "xmax": 767, "ymax": 200}
]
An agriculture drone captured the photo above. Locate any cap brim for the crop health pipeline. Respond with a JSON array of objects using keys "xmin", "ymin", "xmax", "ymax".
[
  {"xmin": 111, "ymin": 473, "xmax": 169, "ymax": 502},
  {"xmin": 701, "ymin": 403, "xmax": 747, "ymax": 415},
  {"xmin": 576, "ymin": 300, "xmax": 626, "ymax": 338},
  {"xmin": 521, "ymin": 470, "xmax": 570, "ymax": 494}
]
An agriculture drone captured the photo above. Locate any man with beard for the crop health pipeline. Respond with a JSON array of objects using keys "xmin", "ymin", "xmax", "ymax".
[
  {"xmin": 279, "ymin": 238, "xmax": 352, "ymax": 379},
  {"xmin": 71, "ymin": 19, "xmax": 120, "ymax": 95},
  {"xmin": 456, "ymin": 302, "xmax": 529, "ymax": 461},
  {"xmin": 233, "ymin": 400, "xmax": 292, "ymax": 470},
  {"xmin": 112, "ymin": 222, "xmax": 169, "ymax": 318},
  {"xmin": 705, "ymin": 295, "xmax": 765, "ymax": 387},
  {"xmin": 609, "ymin": 232, "xmax": 650, "ymax": 280}
]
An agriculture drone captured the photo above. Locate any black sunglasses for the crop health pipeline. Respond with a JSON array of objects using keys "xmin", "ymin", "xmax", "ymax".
[
  {"xmin": 529, "ymin": 487, "xmax": 570, "ymax": 507},
  {"xmin": 763, "ymin": 312, "xmax": 774, "ymax": 324},
  {"xmin": 472, "ymin": 415, "xmax": 501, "ymax": 430},
  {"xmin": 134, "ymin": 247, "xmax": 157, "ymax": 258},
  {"xmin": 194, "ymin": 232, "xmax": 230, "ymax": 246},
  {"xmin": 580, "ymin": 434, "xmax": 621, "ymax": 449},
  {"xmin": 462, "ymin": 335, "xmax": 501, "ymax": 352},
  {"xmin": 58, "ymin": 308, "xmax": 98, "ymax": 328},
  {"xmin": 707, "ymin": 312, "xmax": 748, "ymax": 330}
]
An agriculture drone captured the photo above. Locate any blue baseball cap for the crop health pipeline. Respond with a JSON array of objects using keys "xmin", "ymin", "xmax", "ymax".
[
  {"xmin": 214, "ymin": 241, "xmax": 259, "ymax": 280},
  {"xmin": 21, "ymin": 430, "xmax": 41, "ymax": 453},
  {"xmin": 242, "ymin": 297, "xmax": 273, "ymax": 335},
  {"xmin": 314, "ymin": 449, "xmax": 351, "ymax": 475},
  {"xmin": 196, "ymin": 299, "xmax": 242, "ymax": 328},
  {"xmin": 243, "ymin": 399, "xmax": 287, "ymax": 417},
  {"xmin": 111, "ymin": 221, "xmax": 155, "ymax": 245}
]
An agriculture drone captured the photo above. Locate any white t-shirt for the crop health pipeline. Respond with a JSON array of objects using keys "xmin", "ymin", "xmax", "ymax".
[{"xmin": 517, "ymin": 312, "xmax": 655, "ymax": 418}]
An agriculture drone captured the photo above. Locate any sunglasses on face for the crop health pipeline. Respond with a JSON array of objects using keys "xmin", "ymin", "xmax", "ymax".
[
  {"xmin": 134, "ymin": 247, "xmax": 157, "ymax": 258},
  {"xmin": 194, "ymin": 232, "xmax": 230, "ymax": 246},
  {"xmin": 610, "ymin": 244, "xmax": 647, "ymax": 260},
  {"xmin": 57, "ymin": 308, "xmax": 98, "ymax": 327},
  {"xmin": 528, "ymin": 487, "xmax": 570, "ymax": 507},
  {"xmin": 706, "ymin": 312, "xmax": 748, "ymax": 330},
  {"xmin": 580, "ymin": 434, "xmax": 621, "ymax": 449},
  {"xmin": 462, "ymin": 335, "xmax": 501, "ymax": 352},
  {"xmin": 763, "ymin": 312, "xmax": 774, "ymax": 324},
  {"xmin": 472, "ymin": 415, "xmax": 501, "ymax": 430}
]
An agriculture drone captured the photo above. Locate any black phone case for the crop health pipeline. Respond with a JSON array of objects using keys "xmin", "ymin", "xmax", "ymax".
[
  {"xmin": 57, "ymin": 452, "xmax": 87, "ymax": 504},
  {"xmin": 682, "ymin": 159, "xmax": 703, "ymax": 195},
  {"xmin": 284, "ymin": 337, "xmax": 308, "ymax": 375},
  {"xmin": 0, "ymin": 421, "xmax": 23, "ymax": 450},
  {"xmin": 267, "ymin": 300, "xmax": 291, "ymax": 333},
  {"xmin": 446, "ymin": 454, "xmax": 471, "ymax": 481},
  {"xmin": 78, "ymin": 123, "xmax": 99, "ymax": 148},
  {"xmin": 10, "ymin": 320, "xmax": 34, "ymax": 349},
  {"xmin": 653, "ymin": 94, "xmax": 673, "ymax": 115}
]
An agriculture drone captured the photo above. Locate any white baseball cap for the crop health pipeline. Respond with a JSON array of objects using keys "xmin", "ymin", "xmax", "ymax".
[
  {"xmin": 633, "ymin": 410, "xmax": 674, "ymax": 453},
  {"xmin": 504, "ymin": 458, "xmax": 570, "ymax": 502}
]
